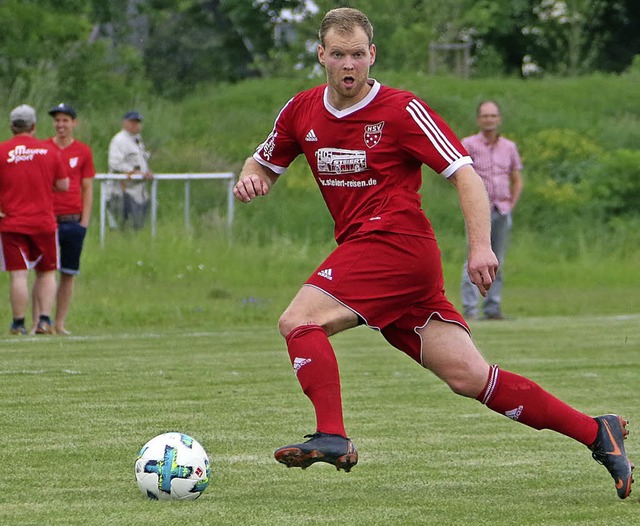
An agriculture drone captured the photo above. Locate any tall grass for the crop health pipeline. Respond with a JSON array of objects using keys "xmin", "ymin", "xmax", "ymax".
[{"xmin": 2, "ymin": 218, "xmax": 636, "ymax": 334}]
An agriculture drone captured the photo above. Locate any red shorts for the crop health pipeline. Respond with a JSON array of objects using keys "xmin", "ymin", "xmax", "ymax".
[
  {"xmin": 305, "ymin": 232, "xmax": 469, "ymax": 364},
  {"xmin": 0, "ymin": 231, "xmax": 59, "ymax": 272}
]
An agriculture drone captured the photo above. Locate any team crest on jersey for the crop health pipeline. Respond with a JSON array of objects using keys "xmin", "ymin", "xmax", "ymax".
[
  {"xmin": 364, "ymin": 121, "xmax": 384, "ymax": 148},
  {"xmin": 69, "ymin": 157, "xmax": 79, "ymax": 168}
]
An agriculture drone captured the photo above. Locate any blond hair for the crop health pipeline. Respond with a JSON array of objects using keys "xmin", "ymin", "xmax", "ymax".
[{"xmin": 318, "ymin": 8, "xmax": 374, "ymax": 46}]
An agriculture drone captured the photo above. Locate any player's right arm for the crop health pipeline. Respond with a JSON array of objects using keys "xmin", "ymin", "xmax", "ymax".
[
  {"xmin": 52, "ymin": 149, "xmax": 70, "ymax": 192},
  {"xmin": 234, "ymin": 157, "xmax": 278, "ymax": 203},
  {"xmin": 449, "ymin": 164, "xmax": 498, "ymax": 297},
  {"xmin": 54, "ymin": 177, "xmax": 69, "ymax": 192}
]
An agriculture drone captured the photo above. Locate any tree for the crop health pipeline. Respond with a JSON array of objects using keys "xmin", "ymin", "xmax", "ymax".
[
  {"xmin": 590, "ymin": 0, "xmax": 640, "ymax": 73},
  {"xmin": 0, "ymin": 0, "xmax": 92, "ymax": 82},
  {"xmin": 142, "ymin": 0, "xmax": 307, "ymax": 95},
  {"xmin": 459, "ymin": 0, "xmax": 640, "ymax": 76}
]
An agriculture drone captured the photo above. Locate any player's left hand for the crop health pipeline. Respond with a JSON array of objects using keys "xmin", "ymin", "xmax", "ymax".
[{"xmin": 467, "ymin": 247, "xmax": 499, "ymax": 297}]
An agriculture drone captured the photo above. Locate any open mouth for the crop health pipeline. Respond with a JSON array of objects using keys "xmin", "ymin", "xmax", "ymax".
[{"xmin": 342, "ymin": 76, "xmax": 355, "ymax": 87}]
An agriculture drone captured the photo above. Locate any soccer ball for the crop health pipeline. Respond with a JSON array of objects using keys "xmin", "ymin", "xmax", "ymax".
[{"xmin": 135, "ymin": 432, "xmax": 211, "ymax": 500}]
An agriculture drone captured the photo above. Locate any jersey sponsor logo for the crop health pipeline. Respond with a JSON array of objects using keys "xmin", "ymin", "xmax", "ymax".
[
  {"xmin": 317, "ymin": 268, "xmax": 333, "ymax": 280},
  {"xmin": 364, "ymin": 121, "xmax": 384, "ymax": 148},
  {"xmin": 305, "ymin": 129, "xmax": 318, "ymax": 142},
  {"xmin": 505, "ymin": 405, "xmax": 524, "ymax": 421},
  {"xmin": 316, "ymin": 148, "xmax": 367, "ymax": 175},
  {"xmin": 260, "ymin": 132, "xmax": 277, "ymax": 161},
  {"xmin": 69, "ymin": 157, "xmax": 79, "ymax": 168},
  {"xmin": 293, "ymin": 357, "xmax": 312, "ymax": 375},
  {"xmin": 7, "ymin": 144, "xmax": 49, "ymax": 164},
  {"xmin": 318, "ymin": 177, "xmax": 378, "ymax": 188}
]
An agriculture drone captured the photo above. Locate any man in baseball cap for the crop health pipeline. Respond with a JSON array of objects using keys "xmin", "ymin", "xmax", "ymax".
[
  {"xmin": 106, "ymin": 109, "xmax": 153, "ymax": 230},
  {"xmin": 123, "ymin": 110, "xmax": 143, "ymax": 121},
  {"xmin": 48, "ymin": 103, "xmax": 77, "ymax": 119},
  {"xmin": 9, "ymin": 104, "xmax": 37, "ymax": 127},
  {"xmin": 35, "ymin": 102, "xmax": 96, "ymax": 335}
]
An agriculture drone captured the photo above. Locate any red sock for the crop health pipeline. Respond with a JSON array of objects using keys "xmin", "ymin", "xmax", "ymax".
[
  {"xmin": 285, "ymin": 324, "xmax": 346, "ymax": 437},
  {"xmin": 477, "ymin": 365, "xmax": 598, "ymax": 446}
]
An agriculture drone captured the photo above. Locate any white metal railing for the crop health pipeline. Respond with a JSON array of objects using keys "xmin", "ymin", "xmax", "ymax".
[{"xmin": 95, "ymin": 173, "xmax": 235, "ymax": 247}]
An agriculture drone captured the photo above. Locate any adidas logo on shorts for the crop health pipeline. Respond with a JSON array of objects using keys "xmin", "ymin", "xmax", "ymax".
[{"xmin": 317, "ymin": 268, "xmax": 333, "ymax": 280}]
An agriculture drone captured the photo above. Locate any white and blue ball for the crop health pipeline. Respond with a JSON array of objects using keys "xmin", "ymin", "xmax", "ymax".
[{"xmin": 135, "ymin": 432, "xmax": 210, "ymax": 500}]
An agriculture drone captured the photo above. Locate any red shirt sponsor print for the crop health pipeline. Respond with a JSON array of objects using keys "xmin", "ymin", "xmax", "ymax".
[{"xmin": 253, "ymin": 80, "xmax": 472, "ymax": 244}]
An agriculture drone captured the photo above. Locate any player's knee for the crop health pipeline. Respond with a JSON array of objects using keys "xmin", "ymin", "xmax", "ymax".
[
  {"xmin": 445, "ymin": 376, "xmax": 480, "ymax": 398},
  {"xmin": 278, "ymin": 312, "xmax": 299, "ymax": 338},
  {"xmin": 279, "ymin": 312, "xmax": 326, "ymax": 339},
  {"xmin": 441, "ymin": 365, "xmax": 487, "ymax": 398}
]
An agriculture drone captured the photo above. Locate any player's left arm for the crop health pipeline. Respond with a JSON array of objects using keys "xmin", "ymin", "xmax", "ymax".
[
  {"xmin": 509, "ymin": 143, "xmax": 523, "ymax": 210},
  {"xmin": 81, "ymin": 148, "xmax": 96, "ymax": 227},
  {"xmin": 449, "ymin": 164, "xmax": 499, "ymax": 297},
  {"xmin": 80, "ymin": 177, "xmax": 93, "ymax": 227},
  {"xmin": 509, "ymin": 168, "xmax": 523, "ymax": 210}
]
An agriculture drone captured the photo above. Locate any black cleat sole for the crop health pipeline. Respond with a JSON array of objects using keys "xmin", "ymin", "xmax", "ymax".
[{"xmin": 275, "ymin": 446, "xmax": 358, "ymax": 472}]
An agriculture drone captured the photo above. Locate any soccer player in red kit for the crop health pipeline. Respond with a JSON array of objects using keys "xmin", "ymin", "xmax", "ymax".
[
  {"xmin": 39, "ymin": 103, "xmax": 96, "ymax": 335},
  {"xmin": 0, "ymin": 105, "xmax": 69, "ymax": 335},
  {"xmin": 233, "ymin": 8, "xmax": 634, "ymax": 499}
]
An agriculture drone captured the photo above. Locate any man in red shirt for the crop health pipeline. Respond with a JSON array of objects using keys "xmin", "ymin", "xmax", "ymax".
[
  {"xmin": 0, "ymin": 105, "xmax": 69, "ymax": 335},
  {"xmin": 233, "ymin": 8, "xmax": 633, "ymax": 499},
  {"xmin": 40, "ymin": 103, "xmax": 96, "ymax": 334}
]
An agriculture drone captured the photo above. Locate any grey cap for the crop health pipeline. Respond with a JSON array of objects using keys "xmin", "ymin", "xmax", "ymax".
[{"xmin": 10, "ymin": 104, "xmax": 37, "ymax": 126}]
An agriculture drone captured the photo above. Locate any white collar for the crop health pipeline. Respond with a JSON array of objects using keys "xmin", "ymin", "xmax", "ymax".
[{"xmin": 323, "ymin": 79, "xmax": 381, "ymax": 118}]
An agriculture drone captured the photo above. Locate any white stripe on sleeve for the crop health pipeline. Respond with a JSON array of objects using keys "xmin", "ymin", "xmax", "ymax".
[{"xmin": 406, "ymin": 99, "xmax": 465, "ymax": 164}]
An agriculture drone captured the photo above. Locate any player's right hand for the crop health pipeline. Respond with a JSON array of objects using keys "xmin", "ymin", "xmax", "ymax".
[{"xmin": 233, "ymin": 174, "xmax": 270, "ymax": 203}]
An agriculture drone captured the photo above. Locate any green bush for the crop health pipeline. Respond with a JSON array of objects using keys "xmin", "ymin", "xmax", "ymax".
[
  {"xmin": 517, "ymin": 129, "xmax": 603, "ymax": 231},
  {"xmin": 584, "ymin": 149, "xmax": 640, "ymax": 217}
]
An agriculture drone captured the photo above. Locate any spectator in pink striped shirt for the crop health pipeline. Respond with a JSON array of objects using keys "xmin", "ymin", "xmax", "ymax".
[{"xmin": 461, "ymin": 100, "xmax": 523, "ymax": 320}]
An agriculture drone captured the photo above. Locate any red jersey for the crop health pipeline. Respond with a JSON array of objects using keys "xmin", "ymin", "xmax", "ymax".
[
  {"xmin": 45, "ymin": 138, "xmax": 96, "ymax": 216},
  {"xmin": 253, "ymin": 80, "xmax": 472, "ymax": 244},
  {"xmin": 0, "ymin": 135, "xmax": 67, "ymax": 234}
]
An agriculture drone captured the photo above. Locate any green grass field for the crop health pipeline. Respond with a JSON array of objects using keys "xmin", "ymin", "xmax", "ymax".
[{"xmin": 1, "ymin": 314, "xmax": 638, "ymax": 525}]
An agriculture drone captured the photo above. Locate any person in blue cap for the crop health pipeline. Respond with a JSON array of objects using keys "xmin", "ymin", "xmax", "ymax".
[
  {"xmin": 38, "ymin": 103, "xmax": 96, "ymax": 334},
  {"xmin": 106, "ymin": 111, "xmax": 153, "ymax": 230}
]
